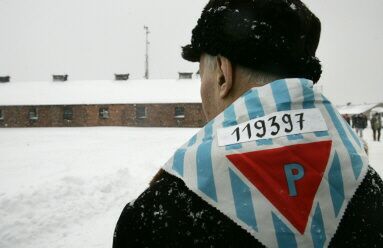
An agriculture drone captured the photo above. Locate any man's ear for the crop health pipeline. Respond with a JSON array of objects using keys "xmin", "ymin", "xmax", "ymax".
[{"xmin": 216, "ymin": 55, "xmax": 234, "ymax": 99}]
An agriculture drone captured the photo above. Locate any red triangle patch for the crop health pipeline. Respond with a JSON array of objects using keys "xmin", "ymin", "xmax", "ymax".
[{"xmin": 226, "ymin": 140, "xmax": 332, "ymax": 234}]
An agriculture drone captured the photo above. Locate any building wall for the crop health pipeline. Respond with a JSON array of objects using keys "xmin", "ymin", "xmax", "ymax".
[{"xmin": 0, "ymin": 103, "xmax": 206, "ymax": 128}]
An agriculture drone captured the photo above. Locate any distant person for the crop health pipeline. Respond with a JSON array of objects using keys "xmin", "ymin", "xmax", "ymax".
[
  {"xmin": 342, "ymin": 114, "xmax": 351, "ymax": 125},
  {"xmin": 352, "ymin": 114, "xmax": 357, "ymax": 128},
  {"xmin": 371, "ymin": 113, "xmax": 382, "ymax": 141},
  {"xmin": 113, "ymin": 0, "xmax": 383, "ymax": 247},
  {"xmin": 354, "ymin": 113, "xmax": 368, "ymax": 138}
]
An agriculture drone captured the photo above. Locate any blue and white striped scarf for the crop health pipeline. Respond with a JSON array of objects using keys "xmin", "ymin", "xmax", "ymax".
[{"xmin": 163, "ymin": 78, "xmax": 368, "ymax": 248}]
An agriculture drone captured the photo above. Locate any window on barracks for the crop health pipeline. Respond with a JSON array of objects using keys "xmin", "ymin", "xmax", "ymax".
[
  {"xmin": 63, "ymin": 107, "xmax": 73, "ymax": 120},
  {"xmin": 99, "ymin": 107, "xmax": 109, "ymax": 119},
  {"xmin": 136, "ymin": 106, "xmax": 147, "ymax": 119},
  {"xmin": 0, "ymin": 109, "xmax": 4, "ymax": 120},
  {"xmin": 174, "ymin": 106, "xmax": 185, "ymax": 118},
  {"xmin": 29, "ymin": 108, "xmax": 38, "ymax": 121}
]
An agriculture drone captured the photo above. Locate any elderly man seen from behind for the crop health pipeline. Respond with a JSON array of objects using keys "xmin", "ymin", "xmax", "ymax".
[{"xmin": 113, "ymin": 0, "xmax": 383, "ymax": 247}]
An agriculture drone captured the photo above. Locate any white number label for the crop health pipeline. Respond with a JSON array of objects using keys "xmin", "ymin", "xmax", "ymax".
[{"xmin": 217, "ymin": 108, "xmax": 328, "ymax": 147}]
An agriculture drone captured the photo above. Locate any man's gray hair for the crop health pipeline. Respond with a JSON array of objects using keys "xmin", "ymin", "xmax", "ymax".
[{"xmin": 203, "ymin": 54, "xmax": 279, "ymax": 86}]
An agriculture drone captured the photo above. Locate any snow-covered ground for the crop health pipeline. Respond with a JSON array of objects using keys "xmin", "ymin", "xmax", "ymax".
[
  {"xmin": 0, "ymin": 127, "xmax": 198, "ymax": 248},
  {"xmin": 0, "ymin": 127, "xmax": 382, "ymax": 248}
]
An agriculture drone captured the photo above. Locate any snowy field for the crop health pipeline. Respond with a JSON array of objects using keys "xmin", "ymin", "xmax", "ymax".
[
  {"xmin": 0, "ymin": 127, "xmax": 198, "ymax": 248},
  {"xmin": 0, "ymin": 127, "xmax": 382, "ymax": 248}
]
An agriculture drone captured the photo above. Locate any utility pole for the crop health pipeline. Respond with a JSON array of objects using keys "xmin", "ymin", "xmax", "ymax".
[{"xmin": 144, "ymin": 26, "xmax": 150, "ymax": 79}]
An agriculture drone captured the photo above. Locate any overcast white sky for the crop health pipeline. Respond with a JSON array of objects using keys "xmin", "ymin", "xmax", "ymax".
[{"xmin": 0, "ymin": 0, "xmax": 382, "ymax": 105}]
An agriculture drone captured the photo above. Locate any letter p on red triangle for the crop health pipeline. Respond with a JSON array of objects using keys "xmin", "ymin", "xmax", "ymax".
[{"xmin": 226, "ymin": 140, "xmax": 332, "ymax": 234}]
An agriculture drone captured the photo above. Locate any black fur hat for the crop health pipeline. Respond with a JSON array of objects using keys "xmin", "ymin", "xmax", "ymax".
[{"xmin": 182, "ymin": 0, "xmax": 322, "ymax": 83}]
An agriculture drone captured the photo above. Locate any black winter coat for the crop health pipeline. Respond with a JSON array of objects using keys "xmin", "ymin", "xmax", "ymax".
[
  {"xmin": 113, "ymin": 167, "xmax": 383, "ymax": 247},
  {"xmin": 353, "ymin": 115, "xmax": 368, "ymax": 129}
]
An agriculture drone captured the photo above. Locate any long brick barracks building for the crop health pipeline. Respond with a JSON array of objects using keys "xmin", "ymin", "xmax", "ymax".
[{"xmin": 0, "ymin": 75, "xmax": 206, "ymax": 128}]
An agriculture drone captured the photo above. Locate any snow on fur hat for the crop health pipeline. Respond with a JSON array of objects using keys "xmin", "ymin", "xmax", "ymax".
[{"xmin": 182, "ymin": 0, "xmax": 322, "ymax": 83}]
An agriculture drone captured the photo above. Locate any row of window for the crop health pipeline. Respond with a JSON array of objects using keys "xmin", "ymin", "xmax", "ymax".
[{"xmin": 0, "ymin": 106, "xmax": 186, "ymax": 121}]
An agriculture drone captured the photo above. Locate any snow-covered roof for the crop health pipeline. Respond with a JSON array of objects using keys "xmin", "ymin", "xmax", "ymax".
[
  {"xmin": 0, "ymin": 79, "xmax": 202, "ymax": 106},
  {"xmin": 371, "ymin": 107, "xmax": 383, "ymax": 113},
  {"xmin": 337, "ymin": 103, "xmax": 381, "ymax": 115}
]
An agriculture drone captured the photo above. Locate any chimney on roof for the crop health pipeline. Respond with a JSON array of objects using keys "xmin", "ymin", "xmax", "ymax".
[
  {"xmin": 115, "ymin": 73, "xmax": 130, "ymax": 81},
  {"xmin": 178, "ymin": 72, "xmax": 193, "ymax": 80},
  {"xmin": 0, "ymin": 76, "xmax": 10, "ymax": 83},
  {"xmin": 52, "ymin": 74, "xmax": 68, "ymax": 82}
]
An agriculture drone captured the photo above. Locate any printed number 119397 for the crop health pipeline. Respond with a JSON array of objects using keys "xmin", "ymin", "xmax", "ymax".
[
  {"xmin": 217, "ymin": 108, "xmax": 328, "ymax": 147},
  {"xmin": 231, "ymin": 113, "xmax": 304, "ymax": 142}
]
